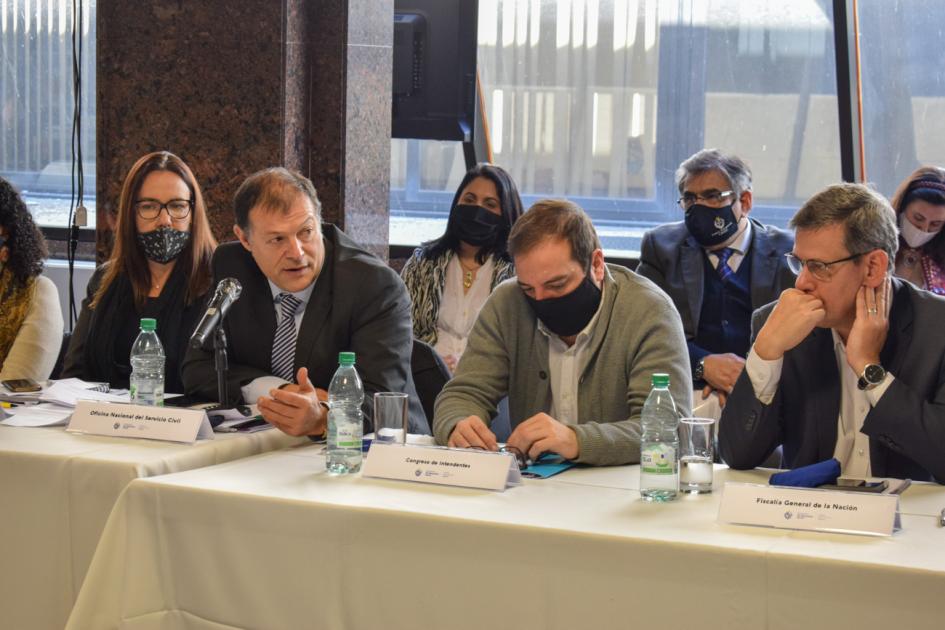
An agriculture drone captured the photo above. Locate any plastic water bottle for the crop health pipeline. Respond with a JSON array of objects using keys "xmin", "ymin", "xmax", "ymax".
[
  {"xmin": 129, "ymin": 318, "xmax": 165, "ymax": 407},
  {"xmin": 639, "ymin": 373, "xmax": 679, "ymax": 502},
  {"xmin": 326, "ymin": 351, "xmax": 364, "ymax": 474}
]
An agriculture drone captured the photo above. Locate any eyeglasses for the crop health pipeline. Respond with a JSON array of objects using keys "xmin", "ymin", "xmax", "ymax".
[
  {"xmin": 134, "ymin": 198, "xmax": 193, "ymax": 220},
  {"xmin": 466, "ymin": 444, "xmax": 532, "ymax": 470},
  {"xmin": 784, "ymin": 251, "xmax": 867, "ymax": 281},
  {"xmin": 500, "ymin": 445, "xmax": 532, "ymax": 470},
  {"xmin": 677, "ymin": 189, "xmax": 736, "ymax": 210}
]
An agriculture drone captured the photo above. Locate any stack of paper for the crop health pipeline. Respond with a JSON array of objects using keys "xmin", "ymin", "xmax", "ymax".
[{"xmin": 1, "ymin": 379, "xmax": 129, "ymax": 428}]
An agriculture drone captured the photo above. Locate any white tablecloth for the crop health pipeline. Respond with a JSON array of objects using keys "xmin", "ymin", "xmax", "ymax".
[
  {"xmin": 66, "ymin": 446, "xmax": 945, "ymax": 630},
  {"xmin": 0, "ymin": 425, "xmax": 307, "ymax": 630}
]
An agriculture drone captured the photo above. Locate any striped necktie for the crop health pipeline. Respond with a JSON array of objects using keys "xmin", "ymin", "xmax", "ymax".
[
  {"xmin": 271, "ymin": 293, "xmax": 303, "ymax": 381},
  {"xmin": 715, "ymin": 247, "xmax": 735, "ymax": 283}
]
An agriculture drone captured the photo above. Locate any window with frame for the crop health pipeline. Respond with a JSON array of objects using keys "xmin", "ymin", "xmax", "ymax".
[
  {"xmin": 390, "ymin": 0, "xmax": 840, "ymax": 257},
  {"xmin": 1, "ymin": 0, "xmax": 96, "ymax": 228}
]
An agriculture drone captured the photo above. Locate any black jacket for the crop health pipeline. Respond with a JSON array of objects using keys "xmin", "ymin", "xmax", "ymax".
[
  {"xmin": 720, "ymin": 279, "xmax": 945, "ymax": 482},
  {"xmin": 181, "ymin": 225, "xmax": 429, "ymax": 434}
]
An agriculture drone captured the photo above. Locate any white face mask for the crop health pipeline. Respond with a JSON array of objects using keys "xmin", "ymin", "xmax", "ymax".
[{"xmin": 899, "ymin": 213, "xmax": 941, "ymax": 248}]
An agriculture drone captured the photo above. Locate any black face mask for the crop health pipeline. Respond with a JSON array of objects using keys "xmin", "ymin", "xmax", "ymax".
[
  {"xmin": 450, "ymin": 204, "xmax": 503, "ymax": 246},
  {"xmin": 136, "ymin": 226, "xmax": 190, "ymax": 264},
  {"xmin": 685, "ymin": 203, "xmax": 740, "ymax": 248},
  {"xmin": 525, "ymin": 272, "xmax": 602, "ymax": 337}
]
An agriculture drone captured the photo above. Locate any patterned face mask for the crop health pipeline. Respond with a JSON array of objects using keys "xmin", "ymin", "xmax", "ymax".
[{"xmin": 136, "ymin": 226, "xmax": 190, "ymax": 264}]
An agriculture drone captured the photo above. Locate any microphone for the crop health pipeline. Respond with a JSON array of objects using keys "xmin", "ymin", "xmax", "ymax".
[{"xmin": 189, "ymin": 278, "xmax": 242, "ymax": 349}]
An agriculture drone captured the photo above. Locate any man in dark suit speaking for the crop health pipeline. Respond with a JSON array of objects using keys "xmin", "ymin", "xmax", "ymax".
[
  {"xmin": 720, "ymin": 183, "xmax": 945, "ymax": 482},
  {"xmin": 182, "ymin": 168, "xmax": 426, "ymax": 437},
  {"xmin": 637, "ymin": 149, "xmax": 795, "ymax": 411}
]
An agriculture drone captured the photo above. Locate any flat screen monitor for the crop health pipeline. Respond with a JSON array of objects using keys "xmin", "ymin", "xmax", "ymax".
[{"xmin": 392, "ymin": 0, "xmax": 478, "ymax": 142}]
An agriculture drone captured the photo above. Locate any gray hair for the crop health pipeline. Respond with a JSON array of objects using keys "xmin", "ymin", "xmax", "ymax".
[
  {"xmin": 790, "ymin": 183, "xmax": 899, "ymax": 271},
  {"xmin": 675, "ymin": 149, "xmax": 753, "ymax": 196}
]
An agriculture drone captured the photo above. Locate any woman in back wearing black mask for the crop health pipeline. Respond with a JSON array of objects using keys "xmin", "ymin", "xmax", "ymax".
[
  {"xmin": 401, "ymin": 163, "xmax": 524, "ymax": 372},
  {"xmin": 62, "ymin": 151, "xmax": 216, "ymax": 391}
]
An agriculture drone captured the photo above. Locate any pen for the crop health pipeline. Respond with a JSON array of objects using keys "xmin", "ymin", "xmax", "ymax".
[{"xmin": 0, "ymin": 401, "xmax": 20, "ymax": 409}]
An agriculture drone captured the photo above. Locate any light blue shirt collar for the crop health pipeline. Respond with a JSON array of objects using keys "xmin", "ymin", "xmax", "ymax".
[{"xmin": 267, "ymin": 279, "xmax": 316, "ymax": 310}]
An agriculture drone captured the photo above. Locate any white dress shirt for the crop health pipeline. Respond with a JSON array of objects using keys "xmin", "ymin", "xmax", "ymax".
[
  {"xmin": 240, "ymin": 279, "xmax": 317, "ymax": 403},
  {"xmin": 433, "ymin": 255, "xmax": 495, "ymax": 363},
  {"xmin": 705, "ymin": 218, "xmax": 753, "ymax": 272},
  {"xmin": 744, "ymin": 331, "xmax": 894, "ymax": 477},
  {"xmin": 537, "ymin": 287, "xmax": 605, "ymax": 425}
]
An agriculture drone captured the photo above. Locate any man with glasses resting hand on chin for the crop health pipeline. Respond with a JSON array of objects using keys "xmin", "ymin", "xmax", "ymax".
[{"xmin": 720, "ymin": 183, "xmax": 945, "ymax": 483}]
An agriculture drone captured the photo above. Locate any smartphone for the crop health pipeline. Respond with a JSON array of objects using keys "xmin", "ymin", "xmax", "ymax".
[
  {"xmin": 822, "ymin": 479, "xmax": 888, "ymax": 493},
  {"xmin": 228, "ymin": 417, "xmax": 269, "ymax": 432},
  {"xmin": 2, "ymin": 378, "xmax": 42, "ymax": 393}
]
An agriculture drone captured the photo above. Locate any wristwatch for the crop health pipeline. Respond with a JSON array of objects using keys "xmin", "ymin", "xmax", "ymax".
[
  {"xmin": 694, "ymin": 358, "xmax": 706, "ymax": 382},
  {"xmin": 857, "ymin": 364, "xmax": 886, "ymax": 390}
]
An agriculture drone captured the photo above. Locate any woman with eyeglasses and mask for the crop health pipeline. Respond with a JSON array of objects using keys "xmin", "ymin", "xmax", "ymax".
[
  {"xmin": 62, "ymin": 151, "xmax": 216, "ymax": 391},
  {"xmin": 0, "ymin": 177, "xmax": 64, "ymax": 381},
  {"xmin": 401, "ymin": 163, "xmax": 524, "ymax": 372},
  {"xmin": 890, "ymin": 166, "xmax": 945, "ymax": 295}
]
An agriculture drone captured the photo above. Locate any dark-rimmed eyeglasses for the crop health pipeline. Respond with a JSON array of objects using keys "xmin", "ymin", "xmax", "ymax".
[
  {"xmin": 134, "ymin": 198, "xmax": 193, "ymax": 220},
  {"xmin": 784, "ymin": 251, "xmax": 867, "ymax": 281},
  {"xmin": 677, "ymin": 189, "xmax": 735, "ymax": 210},
  {"xmin": 500, "ymin": 445, "xmax": 532, "ymax": 470},
  {"xmin": 466, "ymin": 444, "xmax": 533, "ymax": 470}
]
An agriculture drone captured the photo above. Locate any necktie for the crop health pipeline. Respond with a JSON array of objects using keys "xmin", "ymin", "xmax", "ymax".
[
  {"xmin": 271, "ymin": 293, "xmax": 303, "ymax": 381},
  {"xmin": 715, "ymin": 247, "xmax": 735, "ymax": 283}
]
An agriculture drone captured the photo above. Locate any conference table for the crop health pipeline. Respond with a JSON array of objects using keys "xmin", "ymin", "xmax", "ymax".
[
  {"xmin": 67, "ymin": 443, "xmax": 945, "ymax": 630},
  {"xmin": 0, "ymin": 425, "xmax": 307, "ymax": 630}
]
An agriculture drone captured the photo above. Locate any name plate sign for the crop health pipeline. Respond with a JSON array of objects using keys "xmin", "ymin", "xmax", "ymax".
[
  {"xmin": 361, "ymin": 443, "xmax": 522, "ymax": 491},
  {"xmin": 67, "ymin": 400, "xmax": 214, "ymax": 443},
  {"xmin": 718, "ymin": 482, "xmax": 901, "ymax": 537}
]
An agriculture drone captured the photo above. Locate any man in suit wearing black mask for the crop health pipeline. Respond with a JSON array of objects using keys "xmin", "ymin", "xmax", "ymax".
[{"xmin": 637, "ymin": 149, "xmax": 796, "ymax": 414}]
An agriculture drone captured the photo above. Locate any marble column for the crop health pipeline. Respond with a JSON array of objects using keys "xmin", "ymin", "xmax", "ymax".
[{"xmin": 96, "ymin": 0, "xmax": 393, "ymax": 260}]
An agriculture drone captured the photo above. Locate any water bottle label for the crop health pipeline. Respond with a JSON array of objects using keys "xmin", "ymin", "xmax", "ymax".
[
  {"xmin": 641, "ymin": 444, "xmax": 676, "ymax": 474},
  {"xmin": 335, "ymin": 423, "xmax": 361, "ymax": 449}
]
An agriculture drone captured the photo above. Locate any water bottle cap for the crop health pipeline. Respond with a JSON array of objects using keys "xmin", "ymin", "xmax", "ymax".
[
  {"xmin": 338, "ymin": 351, "xmax": 356, "ymax": 365},
  {"xmin": 140, "ymin": 318, "xmax": 157, "ymax": 331},
  {"xmin": 651, "ymin": 373, "xmax": 670, "ymax": 387}
]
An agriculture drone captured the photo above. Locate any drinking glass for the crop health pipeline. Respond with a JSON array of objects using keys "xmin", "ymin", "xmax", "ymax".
[
  {"xmin": 679, "ymin": 417, "xmax": 715, "ymax": 493},
  {"xmin": 373, "ymin": 392, "xmax": 408, "ymax": 444}
]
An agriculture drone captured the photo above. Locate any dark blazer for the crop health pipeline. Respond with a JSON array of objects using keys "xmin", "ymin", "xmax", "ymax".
[
  {"xmin": 636, "ymin": 217, "xmax": 795, "ymax": 354},
  {"xmin": 62, "ymin": 264, "xmax": 207, "ymax": 393},
  {"xmin": 719, "ymin": 279, "xmax": 945, "ymax": 482},
  {"xmin": 181, "ymin": 225, "xmax": 429, "ymax": 434}
]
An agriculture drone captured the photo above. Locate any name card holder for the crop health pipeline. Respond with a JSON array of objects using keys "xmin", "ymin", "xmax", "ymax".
[
  {"xmin": 67, "ymin": 400, "xmax": 214, "ymax": 443},
  {"xmin": 718, "ymin": 482, "xmax": 901, "ymax": 537},
  {"xmin": 361, "ymin": 443, "xmax": 522, "ymax": 491}
]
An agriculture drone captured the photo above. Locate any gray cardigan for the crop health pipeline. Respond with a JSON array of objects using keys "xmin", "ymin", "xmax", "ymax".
[{"xmin": 433, "ymin": 263, "xmax": 692, "ymax": 465}]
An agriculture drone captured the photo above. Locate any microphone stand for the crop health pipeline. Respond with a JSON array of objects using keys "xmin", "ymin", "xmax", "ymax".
[
  {"xmin": 204, "ymin": 312, "xmax": 250, "ymax": 428},
  {"xmin": 213, "ymin": 325, "xmax": 229, "ymax": 409}
]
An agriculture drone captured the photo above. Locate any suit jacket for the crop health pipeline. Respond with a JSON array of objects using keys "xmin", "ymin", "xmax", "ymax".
[
  {"xmin": 636, "ymin": 218, "xmax": 795, "ymax": 369},
  {"xmin": 720, "ymin": 279, "xmax": 945, "ymax": 482},
  {"xmin": 181, "ymin": 225, "xmax": 429, "ymax": 434}
]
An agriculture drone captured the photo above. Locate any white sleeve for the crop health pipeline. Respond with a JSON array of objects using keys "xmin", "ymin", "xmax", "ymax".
[
  {"xmin": 865, "ymin": 372, "xmax": 895, "ymax": 407},
  {"xmin": 0, "ymin": 277, "xmax": 64, "ymax": 381},
  {"xmin": 744, "ymin": 346, "xmax": 784, "ymax": 405},
  {"xmin": 240, "ymin": 375, "xmax": 291, "ymax": 404}
]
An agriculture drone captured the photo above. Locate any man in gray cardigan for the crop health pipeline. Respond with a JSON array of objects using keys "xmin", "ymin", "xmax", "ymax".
[{"xmin": 433, "ymin": 199, "xmax": 691, "ymax": 466}]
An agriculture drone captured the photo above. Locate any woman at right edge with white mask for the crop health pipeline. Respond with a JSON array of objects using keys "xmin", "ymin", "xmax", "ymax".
[{"xmin": 891, "ymin": 166, "xmax": 945, "ymax": 295}]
